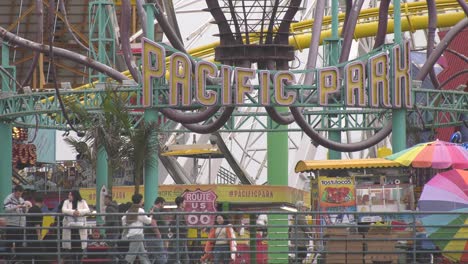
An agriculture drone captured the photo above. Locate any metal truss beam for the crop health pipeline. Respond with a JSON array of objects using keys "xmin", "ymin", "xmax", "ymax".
[{"xmin": 0, "ymin": 86, "xmax": 466, "ymax": 133}]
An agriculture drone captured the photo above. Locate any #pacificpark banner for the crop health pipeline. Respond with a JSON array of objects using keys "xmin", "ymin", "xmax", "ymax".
[{"xmin": 80, "ymin": 184, "xmax": 310, "ymax": 207}]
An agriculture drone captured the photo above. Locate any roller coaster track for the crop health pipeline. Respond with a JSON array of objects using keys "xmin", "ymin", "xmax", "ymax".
[
  {"xmin": 57, "ymin": 0, "xmax": 468, "ymax": 91},
  {"xmin": 1, "ymin": 0, "xmax": 467, "ymax": 132},
  {"xmin": 187, "ymin": 0, "xmax": 468, "ymax": 60}
]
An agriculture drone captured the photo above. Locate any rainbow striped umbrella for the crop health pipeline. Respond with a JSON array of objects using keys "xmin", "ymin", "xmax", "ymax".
[
  {"xmin": 385, "ymin": 140, "xmax": 468, "ymax": 169},
  {"xmin": 419, "ymin": 169, "xmax": 468, "ymax": 262}
]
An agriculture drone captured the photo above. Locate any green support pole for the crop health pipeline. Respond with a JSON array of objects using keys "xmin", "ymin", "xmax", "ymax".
[
  {"xmin": 392, "ymin": 0, "xmax": 406, "ymax": 153},
  {"xmin": 327, "ymin": 0, "xmax": 341, "ymax": 160},
  {"xmin": 330, "ymin": 0, "xmax": 339, "ymax": 65},
  {"xmin": 0, "ymin": 123, "xmax": 12, "ymax": 211},
  {"xmin": 1, "ymin": 43, "xmax": 13, "ymax": 211},
  {"xmin": 144, "ymin": 110, "xmax": 159, "ymax": 211},
  {"xmin": 88, "ymin": 0, "xmax": 115, "ymax": 83},
  {"xmin": 2, "ymin": 43, "xmax": 15, "ymax": 92},
  {"xmin": 249, "ymin": 214, "xmax": 258, "ymax": 263},
  {"xmin": 1, "ymin": 43, "xmax": 9, "ymax": 90},
  {"xmin": 267, "ymin": 108, "xmax": 289, "ymax": 263},
  {"xmin": 1, "ymin": 43, "xmax": 7, "ymax": 64},
  {"xmin": 89, "ymin": 0, "xmax": 116, "ymax": 217},
  {"xmin": 328, "ymin": 128, "xmax": 341, "ymax": 159},
  {"xmin": 96, "ymin": 146, "xmax": 108, "ymax": 224},
  {"xmin": 143, "ymin": 3, "xmax": 159, "ymax": 211},
  {"xmin": 97, "ymin": 2, "xmax": 106, "ymax": 83},
  {"xmin": 145, "ymin": 3, "xmax": 156, "ymax": 40}
]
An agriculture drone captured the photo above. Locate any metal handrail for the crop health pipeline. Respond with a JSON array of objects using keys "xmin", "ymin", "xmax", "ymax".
[{"xmin": 0, "ymin": 210, "xmax": 464, "ymax": 263}]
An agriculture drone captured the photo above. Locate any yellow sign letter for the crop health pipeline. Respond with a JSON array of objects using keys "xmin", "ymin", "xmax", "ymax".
[
  {"xmin": 392, "ymin": 41, "xmax": 412, "ymax": 108},
  {"xmin": 142, "ymin": 38, "xmax": 165, "ymax": 107},
  {"xmin": 195, "ymin": 61, "xmax": 218, "ymax": 106},
  {"xmin": 234, "ymin": 68, "xmax": 255, "ymax": 105},
  {"xmin": 318, "ymin": 67, "xmax": 339, "ymax": 106},
  {"xmin": 259, "ymin": 70, "xmax": 270, "ymax": 106},
  {"xmin": 221, "ymin": 66, "xmax": 232, "ymax": 105},
  {"xmin": 344, "ymin": 61, "xmax": 366, "ymax": 107},
  {"xmin": 368, "ymin": 52, "xmax": 390, "ymax": 108},
  {"xmin": 169, "ymin": 53, "xmax": 192, "ymax": 106},
  {"xmin": 274, "ymin": 71, "xmax": 296, "ymax": 106}
]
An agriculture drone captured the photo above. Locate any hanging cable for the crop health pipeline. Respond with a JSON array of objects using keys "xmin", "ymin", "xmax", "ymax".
[
  {"xmin": 59, "ymin": 0, "xmax": 89, "ymax": 52},
  {"xmin": 12, "ymin": 0, "xmax": 24, "ymax": 62},
  {"xmin": 0, "ymin": 65, "xmax": 23, "ymax": 90},
  {"xmin": 21, "ymin": 0, "xmax": 43, "ymax": 89},
  {"xmin": 47, "ymin": 0, "xmax": 80, "ymax": 134},
  {"xmin": 46, "ymin": 0, "xmax": 61, "ymax": 82},
  {"xmin": 28, "ymin": 115, "xmax": 39, "ymax": 143}
]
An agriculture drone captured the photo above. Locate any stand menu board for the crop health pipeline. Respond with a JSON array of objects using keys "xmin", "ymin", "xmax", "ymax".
[{"xmin": 318, "ymin": 176, "xmax": 357, "ymax": 224}]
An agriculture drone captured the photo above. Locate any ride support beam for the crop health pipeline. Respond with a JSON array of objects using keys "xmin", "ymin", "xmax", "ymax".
[
  {"xmin": 327, "ymin": 0, "xmax": 342, "ymax": 160},
  {"xmin": 267, "ymin": 107, "xmax": 289, "ymax": 263},
  {"xmin": 392, "ymin": 0, "xmax": 407, "ymax": 153},
  {"xmin": 96, "ymin": 146, "xmax": 108, "ymax": 223},
  {"xmin": 143, "ymin": 3, "xmax": 159, "ymax": 211},
  {"xmin": 0, "ymin": 42, "xmax": 13, "ymax": 208},
  {"xmin": 90, "ymin": 0, "xmax": 115, "ymax": 219},
  {"xmin": 0, "ymin": 122, "xmax": 12, "ymax": 212}
]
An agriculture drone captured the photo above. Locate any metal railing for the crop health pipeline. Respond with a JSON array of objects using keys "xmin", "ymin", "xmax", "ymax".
[{"xmin": 0, "ymin": 211, "xmax": 465, "ymax": 263}]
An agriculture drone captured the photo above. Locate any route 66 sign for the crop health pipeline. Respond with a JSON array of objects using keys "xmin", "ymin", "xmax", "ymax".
[{"xmin": 183, "ymin": 189, "xmax": 217, "ymax": 226}]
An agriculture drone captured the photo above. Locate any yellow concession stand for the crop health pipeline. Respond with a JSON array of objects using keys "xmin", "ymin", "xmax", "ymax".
[{"xmin": 295, "ymin": 158, "xmax": 414, "ymax": 224}]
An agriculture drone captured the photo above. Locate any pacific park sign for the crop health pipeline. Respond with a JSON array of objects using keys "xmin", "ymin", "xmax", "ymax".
[{"xmin": 142, "ymin": 37, "xmax": 412, "ymax": 109}]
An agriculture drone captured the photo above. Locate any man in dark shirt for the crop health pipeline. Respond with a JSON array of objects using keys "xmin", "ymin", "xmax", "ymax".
[
  {"xmin": 147, "ymin": 197, "xmax": 167, "ymax": 264},
  {"xmin": 104, "ymin": 194, "xmax": 121, "ymax": 244},
  {"xmin": 25, "ymin": 194, "xmax": 44, "ymax": 264},
  {"xmin": 173, "ymin": 196, "xmax": 189, "ymax": 264}
]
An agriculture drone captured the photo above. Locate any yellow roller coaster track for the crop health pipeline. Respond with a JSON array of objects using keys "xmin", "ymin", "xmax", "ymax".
[{"xmin": 187, "ymin": 0, "xmax": 467, "ymax": 59}]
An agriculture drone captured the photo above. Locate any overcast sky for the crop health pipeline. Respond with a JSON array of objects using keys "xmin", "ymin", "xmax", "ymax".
[{"xmin": 56, "ymin": 131, "xmax": 76, "ymax": 161}]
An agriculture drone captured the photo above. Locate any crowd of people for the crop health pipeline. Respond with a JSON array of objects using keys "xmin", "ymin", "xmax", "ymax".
[
  {"xmin": 0, "ymin": 186, "xmax": 192, "ymax": 264},
  {"xmin": 1, "ymin": 185, "xmax": 311, "ymax": 264}
]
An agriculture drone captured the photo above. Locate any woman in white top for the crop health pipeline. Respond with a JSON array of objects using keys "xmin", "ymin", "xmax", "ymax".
[
  {"xmin": 121, "ymin": 193, "xmax": 153, "ymax": 264},
  {"xmin": 62, "ymin": 190, "xmax": 90, "ymax": 251}
]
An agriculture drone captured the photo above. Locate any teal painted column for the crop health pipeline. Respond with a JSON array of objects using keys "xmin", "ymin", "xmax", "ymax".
[
  {"xmin": 143, "ymin": 3, "xmax": 159, "ymax": 211},
  {"xmin": 1, "ymin": 43, "xmax": 9, "ymax": 90},
  {"xmin": 267, "ymin": 108, "xmax": 289, "ymax": 263},
  {"xmin": 97, "ymin": 1, "xmax": 106, "ymax": 83},
  {"xmin": 327, "ymin": 0, "xmax": 341, "ymax": 160},
  {"xmin": 96, "ymin": 146, "xmax": 108, "ymax": 223},
  {"xmin": 0, "ymin": 123, "xmax": 12, "ymax": 211},
  {"xmin": 1, "ymin": 43, "xmax": 13, "ymax": 211},
  {"xmin": 89, "ymin": 0, "xmax": 111, "ymax": 220},
  {"xmin": 88, "ymin": 0, "xmax": 115, "ymax": 83},
  {"xmin": 330, "ymin": 0, "xmax": 339, "ymax": 63},
  {"xmin": 392, "ymin": 0, "xmax": 406, "ymax": 152},
  {"xmin": 144, "ymin": 109, "xmax": 159, "ymax": 211}
]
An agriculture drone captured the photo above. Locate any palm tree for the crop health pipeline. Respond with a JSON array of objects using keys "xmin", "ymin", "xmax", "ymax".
[
  {"xmin": 65, "ymin": 86, "xmax": 158, "ymax": 195},
  {"xmin": 122, "ymin": 122, "xmax": 159, "ymax": 194}
]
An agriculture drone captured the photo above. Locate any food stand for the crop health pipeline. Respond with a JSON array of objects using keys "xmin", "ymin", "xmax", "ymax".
[
  {"xmin": 295, "ymin": 158, "xmax": 414, "ymax": 222},
  {"xmin": 295, "ymin": 158, "xmax": 416, "ymax": 263}
]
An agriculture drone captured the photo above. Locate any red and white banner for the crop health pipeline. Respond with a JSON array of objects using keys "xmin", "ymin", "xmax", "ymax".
[{"xmin": 183, "ymin": 189, "xmax": 217, "ymax": 226}]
